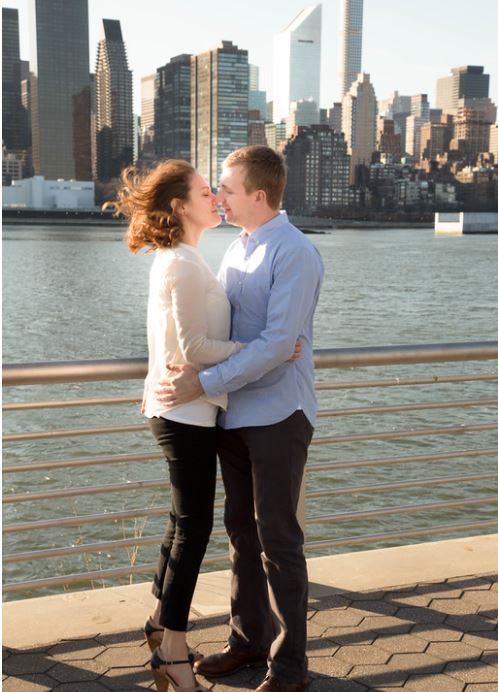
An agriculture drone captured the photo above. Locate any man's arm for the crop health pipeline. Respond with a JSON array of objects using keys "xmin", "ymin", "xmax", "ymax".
[{"xmin": 156, "ymin": 244, "xmax": 323, "ymax": 406}]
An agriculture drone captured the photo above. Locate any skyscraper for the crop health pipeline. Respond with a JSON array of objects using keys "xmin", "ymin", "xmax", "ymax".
[
  {"xmin": 2, "ymin": 8, "xmax": 27, "ymax": 152},
  {"xmin": 191, "ymin": 41, "xmax": 248, "ymax": 188},
  {"xmin": 29, "ymin": 0, "xmax": 91, "ymax": 180},
  {"xmin": 436, "ymin": 66, "xmax": 490, "ymax": 115},
  {"xmin": 405, "ymin": 94, "xmax": 430, "ymax": 159},
  {"xmin": 340, "ymin": 0, "xmax": 363, "ymax": 98},
  {"xmin": 248, "ymin": 63, "xmax": 267, "ymax": 121},
  {"xmin": 342, "ymin": 72, "xmax": 377, "ymax": 183},
  {"xmin": 155, "ymin": 54, "xmax": 192, "ymax": 162},
  {"xmin": 95, "ymin": 19, "xmax": 133, "ymax": 182},
  {"xmin": 140, "ymin": 73, "xmax": 156, "ymax": 159},
  {"xmin": 273, "ymin": 4, "xmax": 322, "ymax": 124}
]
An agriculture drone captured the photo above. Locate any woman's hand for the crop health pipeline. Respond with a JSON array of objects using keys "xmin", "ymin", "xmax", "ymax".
[
  {"xmin": 140, "ymin": 382, "xmax": 147, "ymax": 415},
  {"xmin": 288, "ymin": 340, "xmax": 302, "ymax": 362}
]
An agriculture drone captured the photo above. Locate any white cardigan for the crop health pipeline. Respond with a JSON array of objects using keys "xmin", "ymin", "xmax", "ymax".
[{"xmin": 143, "ymin": 243, "xmax": 243, "ymax": 427}]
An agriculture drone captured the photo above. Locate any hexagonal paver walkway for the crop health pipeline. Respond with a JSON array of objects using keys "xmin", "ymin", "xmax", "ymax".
[{"xmin": 3, "ymin": 571, "xmax": 497, "ymax": 691}]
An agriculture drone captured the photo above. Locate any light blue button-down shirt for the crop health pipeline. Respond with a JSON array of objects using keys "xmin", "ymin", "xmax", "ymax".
[{"xmin": 199, "ymin": 211, "xmax": 324, "ymax": 429}]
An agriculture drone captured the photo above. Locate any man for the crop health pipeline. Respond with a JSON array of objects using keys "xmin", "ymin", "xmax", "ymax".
[{"xmin": 157, "ymin": 145, "xmax": 324, "ymax": 691}]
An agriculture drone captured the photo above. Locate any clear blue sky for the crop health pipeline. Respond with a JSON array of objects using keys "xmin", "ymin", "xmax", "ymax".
[{"xmin": 4, "ymin": 0, "xmax": 498, "ymax": 115}]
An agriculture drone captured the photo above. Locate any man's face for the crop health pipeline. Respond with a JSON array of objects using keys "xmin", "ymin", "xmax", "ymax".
[{"xmin": 216, "ymin": 164, "xmax": 255, "ymax": 228}]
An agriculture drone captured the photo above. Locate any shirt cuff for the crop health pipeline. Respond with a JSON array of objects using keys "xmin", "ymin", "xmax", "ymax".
[{"xmin": 199, "ymin": 366, "xmax": 226, "ymax": 398}]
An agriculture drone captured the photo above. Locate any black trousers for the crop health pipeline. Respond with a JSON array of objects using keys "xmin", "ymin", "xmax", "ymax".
[
  {"xmin": 149, "ymin": 417, "xmax": 217, "ymax": 631},
  {"xmin": 217, "ymin": 410, "xmax": 314, "ymax": 683}
]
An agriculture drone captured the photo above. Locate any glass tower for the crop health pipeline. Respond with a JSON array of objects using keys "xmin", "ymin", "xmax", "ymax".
[
  {"xmin": 155, "ymin": 54, "xmax": 192, "ymax": 162},
  {"xmin": 191, "ymin": 41, "xmax": 248, "ymax": 188},
  {"xmin": 29, "ymin": 0, "xmax": 91, "ymax": 180},
  {"xmin": 95, "ymin": 19, "xmax": 133, "ymax": 182},
  {"xmin": 340, "ymin": 0, "xmax": 363, "ymax": 98},
  {"xmin": 273, "ymin": 4, "xmax": 322, "ymax": 124}
]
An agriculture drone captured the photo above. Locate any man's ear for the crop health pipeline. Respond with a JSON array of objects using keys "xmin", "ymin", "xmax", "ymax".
[{"xmin": 255, "ymin": 189, "xmax": 267, "ymax": 205}]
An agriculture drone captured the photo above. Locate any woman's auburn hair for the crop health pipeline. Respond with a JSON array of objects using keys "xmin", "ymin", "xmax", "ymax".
[{"xmin": 106, "ymin": 160, "xmax": 195, "ymax": 253}]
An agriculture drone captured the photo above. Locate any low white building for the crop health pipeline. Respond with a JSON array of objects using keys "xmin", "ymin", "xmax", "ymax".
[
  {"xmin": 435, "ymin": 212, "xmax": 498, "ymax": 234},
  {"xmin": 2, "ymin": 176, "xmax": 95, "ymax": 209}
]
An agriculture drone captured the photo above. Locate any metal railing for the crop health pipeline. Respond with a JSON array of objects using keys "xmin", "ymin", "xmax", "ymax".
[{"xmin": 3, "ymin": 340, "xmax": 498, "ymax": 596}]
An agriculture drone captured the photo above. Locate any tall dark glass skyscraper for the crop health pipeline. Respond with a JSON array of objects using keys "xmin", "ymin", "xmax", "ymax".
[
  {"xmin": 29, "ymin": 0, "xmax": 91, "ymax": 180},
  {"xmin": 2, "ymin": 7, "xmax": 28, "ymax": 152},
  {"xmin": 95, "ymin": 19, "xmax": 133, "ymax": 182},
  {"xmin": 191, "ymin": 41, "xmax": 248, "ymax": 188},
  {"xmin": 155, "ymin": 54, "xmax": 192, "ymax": 162}
]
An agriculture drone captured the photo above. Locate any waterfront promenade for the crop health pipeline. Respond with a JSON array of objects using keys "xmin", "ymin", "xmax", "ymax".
[{"xmin": 3, "ymin": 535, "xmax": 498, "ymax": 691}]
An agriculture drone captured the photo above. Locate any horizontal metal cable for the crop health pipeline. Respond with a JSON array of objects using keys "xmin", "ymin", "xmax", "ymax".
[
  {"xmin": 5, "ymin": 375, "xmax": 498, "ymax": 412},
  {"xmin": 4, "ymin": 342, "xmax": 498, "ymax": 388},
  {"xmin": 2, "ymin": 499, "xmax": 225, "ymax": 534},
  {"xmin": 4, "ymin": 374, "xmax": 497, "ymax": 411},
  {"xmin": 305, "ymin": 447, "xmax": 498, "ymax": 473},
  {"xmin": 2, "ymin": 553, "xmax": 231, "ymax": 593},
  {"xmin": 316, "ymin": 397, "xmax": 498, "ymax": 418},
  {"xmin": 306, "ymin": 495, "xmax": 498, "ymax": 524},
  {"xmin": 2, "ymin": 478, "xmax": 171, "ymax": 504},
  {"xmin": 326, "ymin": 421, "xmax": 498, "ymax": 445},
  {"xmin": 315, "ymin": 372, "xmax": 498, "ymax": 390},
  {"xmin": 6, "ymin": 516, "xmax": 498, "ymax": 593},
  {"xmin": 305, "ymin": 470, "xmax": 498, "ymax": 499},
  {"xmin": 305, "ymin": 518, "xmax": 498, "ymax": 550},
  {"xmin": 5, "ymin": 445, "xmax": 498, "ymax": 477},
  {"xmin": 3, "ymin": 395, "xmax": 141, "ymax": 411},
  {"xmin": 3, "ymin": 526, "xmax": 229, "ymax": 564},
  {"xmin": 3, "ymin": 505, "xmax": 174, "ymax": 534},
  {"xmin": 311, "ymin": 421, "xmax": 498, "ymax": 445},
  {"xmin": 5, "ymin": 490, "xmax": 498, "ymax": 536},
  {"xmin": 5, "ymin": 465, "xmax": 498, "ymax": 507},
  {"xmin": 3, "ymin": 423, "xmax": 149, "ymax": 442},
  {"xmin": 2, "ymin": 451, "xmax": 164, "ymax": 474},
  {"xmin": 5, "ymin": 419, "xmax": 498, "ymax": 445}
]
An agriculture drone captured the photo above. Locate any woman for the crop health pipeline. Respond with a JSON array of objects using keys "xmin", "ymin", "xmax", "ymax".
[{"xmin": 111, "ymin": 159, "xmax": 244, "ymax": 692}]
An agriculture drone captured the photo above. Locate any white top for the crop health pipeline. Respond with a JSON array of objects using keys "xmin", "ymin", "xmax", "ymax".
[{"xmin": 143, "ymin": 243, "xmax": 243, "ymax": 426}]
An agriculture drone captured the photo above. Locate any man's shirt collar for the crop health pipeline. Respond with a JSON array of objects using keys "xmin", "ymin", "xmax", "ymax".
[{"xmin": 240, "ymin": 211, "xmax": 288, "ymax": 246}]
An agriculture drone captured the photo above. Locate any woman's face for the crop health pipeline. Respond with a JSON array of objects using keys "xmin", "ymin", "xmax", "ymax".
[{"xmin": 181, "ymin": 172, "xmax": 221, "ymax": 230}]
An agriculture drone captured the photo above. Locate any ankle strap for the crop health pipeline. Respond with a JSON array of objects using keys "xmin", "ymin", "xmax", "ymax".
[{"xmin": 152, "ymin": 650, "xmax": 191, "ymax": 667}]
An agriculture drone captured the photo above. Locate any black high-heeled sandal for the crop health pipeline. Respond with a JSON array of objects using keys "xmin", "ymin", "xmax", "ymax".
[
  {"xmin": 144, "ymin": 619, "xmax": 203, "ymax": 664},
  {"xmin": 150, "ymin": 649, "xmax": 208, "ymax": 692}
]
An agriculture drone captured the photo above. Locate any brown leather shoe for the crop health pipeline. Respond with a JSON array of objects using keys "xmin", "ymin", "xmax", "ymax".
[
  {"xmin": 193, "ymin": 644, "xmax": 268, "ymax": 677},
  {"xmin": 255, "ymin": 674, "xmax": 311, "ymax": 691}
]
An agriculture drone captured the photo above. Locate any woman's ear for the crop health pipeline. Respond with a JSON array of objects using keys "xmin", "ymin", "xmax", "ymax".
[{"xmin": 170, "ymin": 198, "xmax": 184, "ymax": 215}]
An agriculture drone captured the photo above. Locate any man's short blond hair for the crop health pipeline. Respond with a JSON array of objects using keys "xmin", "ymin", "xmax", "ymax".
[{"xmin": 224, "ymin": 145, "xmax": 287, "ymax": 210}]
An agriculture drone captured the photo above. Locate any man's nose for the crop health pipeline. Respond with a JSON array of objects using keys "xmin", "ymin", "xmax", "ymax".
[{"xmin": 215, "ymin": 189, "xmax": 223, "ymax": 203}]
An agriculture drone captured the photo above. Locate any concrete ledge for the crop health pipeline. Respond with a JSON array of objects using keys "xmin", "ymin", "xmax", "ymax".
[{"xmin": 4, "ymin": 533, "xmax": 498, "ymax": 649}]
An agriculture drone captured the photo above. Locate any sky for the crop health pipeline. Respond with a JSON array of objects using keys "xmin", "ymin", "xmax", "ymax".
[{"xmin": 4, "ymin": 0, "xmax": 498, "ymax": 115}]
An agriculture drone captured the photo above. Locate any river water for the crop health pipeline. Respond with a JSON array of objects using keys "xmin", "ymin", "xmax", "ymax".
[{"xmin": 3, "ymin": 224, "xmax": 498, "ymax": 598}]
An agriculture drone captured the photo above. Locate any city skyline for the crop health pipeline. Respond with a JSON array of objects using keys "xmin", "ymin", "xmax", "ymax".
[{"xmin": 3, "ymin": 0, "xmax": 498, "ymax": 115}]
